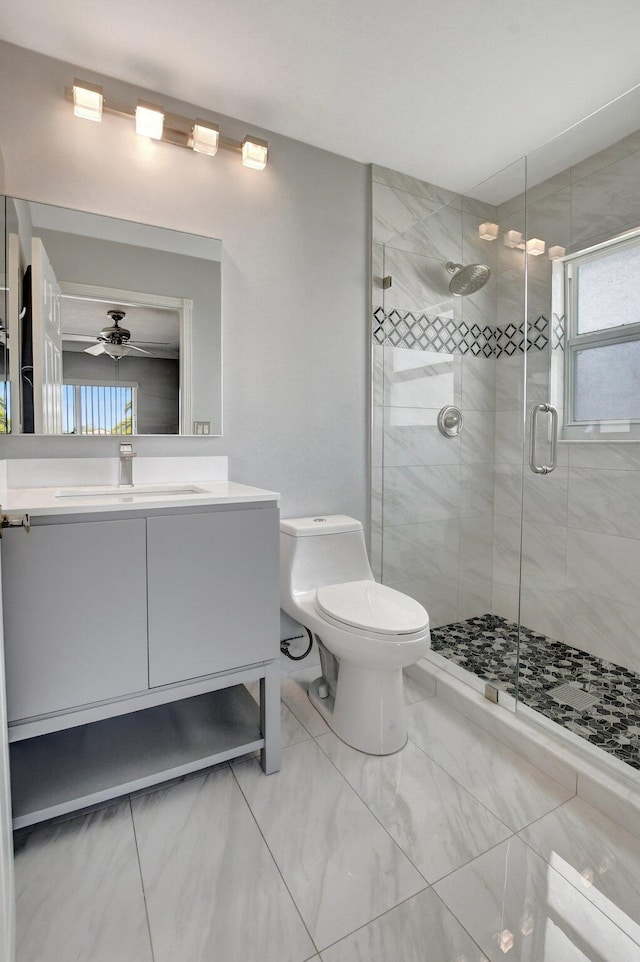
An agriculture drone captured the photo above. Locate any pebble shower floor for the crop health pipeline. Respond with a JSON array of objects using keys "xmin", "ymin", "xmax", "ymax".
[{"xmin": 430, "ymin": 614, "xmax": 640, "ymax": 771}]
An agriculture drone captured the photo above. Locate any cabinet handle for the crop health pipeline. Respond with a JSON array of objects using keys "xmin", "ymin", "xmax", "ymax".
[{"xmin": 0, "ymin": 511, "xmax": 30, "ymax": 536}]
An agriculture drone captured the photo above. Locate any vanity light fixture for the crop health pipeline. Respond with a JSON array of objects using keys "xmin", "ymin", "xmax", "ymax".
[
  {"xmin": 526, "ymin": 237, "xmax": 546, "ymax": 256},
  {"xmin": 66, "ymin": 81, "xmax": 269, "ymax": 169},
  {"xmin": 72, "ymin": 80, "xmax": 103, "ymax": 122},
  {"xmin": 548, "ymin": 245, "xmax": 567, "ymax": 260},
  {"xmin": 135, "ymin": 101, "xmax": 165, "ymax": 140},
  {"xmin": 503, "ymin": 230, "xmax": 525, "ymax": 250},
  {"xmin": 192, "ymin": 119, "xmax": 220, "ymax": 156},
  {"xmin": 478, "ymin": 222, "xmax": 499, "ymax": 241},
  {"xmin": 242, "ymin": 136, "xmax": 269, "ymax": 170}
]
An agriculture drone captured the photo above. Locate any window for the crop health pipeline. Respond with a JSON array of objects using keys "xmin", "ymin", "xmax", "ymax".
[
  {"xmin": 62, "ymin": 381, "xmax": 137, "ymax": 435},
  {"xmin": 563, "ymin": 230, "xmax": 640, "ymax": 434}
]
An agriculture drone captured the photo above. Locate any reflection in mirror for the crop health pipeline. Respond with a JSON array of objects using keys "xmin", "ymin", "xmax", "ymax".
[
  {"xmin": 0, "ymin": 198, "xmax": 7, "ymax": 433},
  {"xmin": 3, "ymin": 197, "xmax": 222, "ymax": 436}
]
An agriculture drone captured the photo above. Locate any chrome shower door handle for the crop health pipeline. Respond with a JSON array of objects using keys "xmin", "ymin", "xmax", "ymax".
[{"xmin": 528, "ymin": 403, "xmax": 558, "ymax": 475}]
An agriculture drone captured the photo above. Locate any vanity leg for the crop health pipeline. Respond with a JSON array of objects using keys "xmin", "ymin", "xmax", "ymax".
[{"xmin": 260, "ymin": 661, "xmax": 281, "ymax": 774}]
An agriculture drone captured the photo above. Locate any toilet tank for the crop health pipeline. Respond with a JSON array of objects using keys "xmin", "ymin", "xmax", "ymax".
[{"xmin": 280, "ymin": 515, "xmax": 374, "ymax": 604}]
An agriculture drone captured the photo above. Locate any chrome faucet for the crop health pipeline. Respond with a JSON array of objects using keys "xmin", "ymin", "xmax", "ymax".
[{"xmin": 118, "ymin": 442, "xmax": 136, "ymax": 487}]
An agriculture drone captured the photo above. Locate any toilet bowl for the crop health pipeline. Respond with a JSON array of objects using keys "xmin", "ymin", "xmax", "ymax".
[{"xmin": 280, "ymin": 515, "xmax": 430, "ymax": 754}]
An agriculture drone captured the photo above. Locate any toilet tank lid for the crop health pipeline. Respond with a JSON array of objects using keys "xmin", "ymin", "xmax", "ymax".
[{"xmin": 280, "ymin": 515, "xmax": 363, "ymax": 537}]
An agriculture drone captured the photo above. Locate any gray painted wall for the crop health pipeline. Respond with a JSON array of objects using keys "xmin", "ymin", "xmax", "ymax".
[{"xmin": 0, "ymin": 40, "xmax": 369, "ymax": 524}]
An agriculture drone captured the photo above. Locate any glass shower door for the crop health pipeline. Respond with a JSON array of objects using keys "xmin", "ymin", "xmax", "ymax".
[{"xmin": 517, "ymin": 86, "xmax": 640, "ymax": 774}]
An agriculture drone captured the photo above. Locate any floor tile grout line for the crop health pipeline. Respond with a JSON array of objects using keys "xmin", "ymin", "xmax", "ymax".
[
  {"xmin": 405, "ymin": 727, "xmax": 515, "ymax": 835},
  {"xmin": 428, "ymin": 831, "xmax": 516, "ymax": 889},
  {"xmin": 405, "ymin": 728, "xmax": 520, "ymax": 834},
  {"xmin": 311, "ymin": 731, "xmax": 433, "ymax": 886},
  {"xmin": 127, "ymin": 795, "xmax": 157, "ymax": 962},
  {"xmin": 315, "ymin": 886, "xmax": 431, "ymax": 956},
  {"xmin": 229, "ymin": 758, "xmax": 320, "ymax": 959},
  {"xmin": 430, "ymin": 886, "xmax": 495, "ymax": 960}
]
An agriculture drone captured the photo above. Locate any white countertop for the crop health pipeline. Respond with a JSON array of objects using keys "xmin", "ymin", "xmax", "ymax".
[{"xmin": 0, "ymin": 481, "xmax": 279, "ymax": 517}]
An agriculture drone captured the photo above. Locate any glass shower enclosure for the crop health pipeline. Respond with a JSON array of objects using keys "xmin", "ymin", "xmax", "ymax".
[{"xmin": 371, "ymin": 81, "xmax": 640, "ymax": 776}]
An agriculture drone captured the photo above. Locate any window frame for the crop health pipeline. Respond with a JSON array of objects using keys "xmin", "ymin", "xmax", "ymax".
[
  {"xmin": 63, "ymin": 378, "xmax": 138, "ymax": 436},
  {"xmin": 563, "ymin": 227, "xmax": 640, "ymax": 432}
]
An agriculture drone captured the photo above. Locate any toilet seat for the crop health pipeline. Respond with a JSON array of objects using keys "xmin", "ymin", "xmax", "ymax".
[{"xmin": 316, "ymin": 580, "xmax": 429, "ymax": 635}]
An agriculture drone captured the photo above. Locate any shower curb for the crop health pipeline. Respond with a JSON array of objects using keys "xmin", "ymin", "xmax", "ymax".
[{"xmin": 411, "ymin": 656, "xmax": 640, "ymax": 841}]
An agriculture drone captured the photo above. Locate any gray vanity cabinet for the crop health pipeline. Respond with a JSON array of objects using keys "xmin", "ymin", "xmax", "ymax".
[
  {"xmin": 2, "ymin": 518, "xmax": 149, "ymax": 722},
  {"xmin": 147, "ymin": 506, "xmax": 279, "ymax": 687}
]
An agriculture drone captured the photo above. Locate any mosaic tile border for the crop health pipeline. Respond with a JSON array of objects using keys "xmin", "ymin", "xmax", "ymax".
[
  {"xmin": 372, "ymin": 306, "xmax": 549, "ymax": 357},
  {"xmin": 430, "ymin": 613, "xmax": 640, "ymax": 771}
]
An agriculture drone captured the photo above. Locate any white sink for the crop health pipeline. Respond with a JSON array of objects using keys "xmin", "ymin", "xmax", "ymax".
[{"xmin": 54, "ymin": 484, "xmax": 208, "ymax": 500}]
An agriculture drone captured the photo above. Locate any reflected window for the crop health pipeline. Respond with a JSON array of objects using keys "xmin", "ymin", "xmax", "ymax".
[
  {"xmin": 565, "ymin": 231, "xmax": 640, "ymax": 428},
  {"xmin": 62, "ymin": 381, "xmax": 137, "ymax": 435}
]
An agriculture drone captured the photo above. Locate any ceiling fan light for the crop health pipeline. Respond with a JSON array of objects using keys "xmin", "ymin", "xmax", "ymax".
[{"xmin": 104, "ymin": 343, "xmax": 132, "ymax": 360}]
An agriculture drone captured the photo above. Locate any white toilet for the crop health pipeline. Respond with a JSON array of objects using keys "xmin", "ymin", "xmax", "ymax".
[{"xmin": 280, "ymin": 515, "xmax": 430, "ymax": 754}]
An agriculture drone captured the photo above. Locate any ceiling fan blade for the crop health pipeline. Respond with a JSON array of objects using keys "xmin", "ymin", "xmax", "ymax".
[
  {"xmin": 63, "ymin": 333, "xmax": 100, "ymax": 343},
  {"xmin": 126, "ymin": 344, "xmax": 155, "ymax": 356},
  {"xmin": 129, "ymin": 340, "xmax": 171, "ymax": 346},
  {"xmin": 84, "ymin": 343, "xmax": 106, "ymax": 356}
]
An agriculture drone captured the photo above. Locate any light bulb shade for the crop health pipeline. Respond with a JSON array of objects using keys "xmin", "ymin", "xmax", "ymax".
[
  {"xmin": 192, "ymin": 119, "xmax": 219, "ymax": 156},
  {"xmin": 478, "ymin": 222, "xmax": 499, "ymax": 241},
  {"xmin": 548, "ymin": 245, "xmax": 567, "ymax": 260},
  {"xmin": 242, "ymin": 136, "xmax": 268, "ymax": 170},
  {"xmin": 135, "ymin": 101, "xmax": 165, "ymax": 140},
  {"xmin": 504, "ymin": 229, "xmax": 525, "ymax": 250},
  {"xmin": 526, "ymin": 237, "xmax": 546, "ymax": 256},
  {"xmin": 104, "ymin": 343, "xmax": 131, "ymax": 360},
  {"xmin": 73, "ymin": 80, "xmax": 103, "ymax": 122}
]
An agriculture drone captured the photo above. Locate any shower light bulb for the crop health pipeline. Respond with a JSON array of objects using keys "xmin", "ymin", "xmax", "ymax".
[
  {"xmin": 526, "ymin": 238, "xmax": 546, "ymax": 256},
  {"xmin": 135, "ymin": 101, "xmax": 164, "ymax": 140},
  {"xmin": 503, "ymin": 230, "xmax": 525, "ymax": 250},
  {"xmin": 73, "ymin": 80, "xmax": 103, "ymax": 122},
  {"xmin": 548, "ymin": 245, "xmax": 567, "ymax": 260},
  {"xmin": 192, "ymin": 119, "xmax": 219, "ymax": 156},
  {"xmin": 242, "ymin": 136, "xmax": 269, "ymax": 170}
]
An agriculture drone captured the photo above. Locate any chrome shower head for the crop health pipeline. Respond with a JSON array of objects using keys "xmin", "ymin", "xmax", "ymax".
[{"xmin": 446, "ymin": 261, "xmax": 491, "ymax": 296}]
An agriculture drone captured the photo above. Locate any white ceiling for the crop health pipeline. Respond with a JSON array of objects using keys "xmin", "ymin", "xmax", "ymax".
[{"xmin": 2, "ymin": 0, "xmax": 640, "ymax": 191}]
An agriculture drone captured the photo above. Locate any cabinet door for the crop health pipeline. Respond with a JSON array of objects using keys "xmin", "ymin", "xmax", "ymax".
[
  {"xmin": 2, "ymin": 519, "xmax": 148, "ymax": 722},
  {"xmin": 147, "ymin": 507, "xmax": 279, "ymax": 687}
]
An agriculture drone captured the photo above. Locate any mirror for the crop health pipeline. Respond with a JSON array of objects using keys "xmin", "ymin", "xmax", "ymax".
[{"xmin": 3, "ymin": 197, "xmax": 222, "ymax": 436}]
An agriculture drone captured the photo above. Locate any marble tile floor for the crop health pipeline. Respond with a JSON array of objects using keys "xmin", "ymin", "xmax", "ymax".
[
  {"xmin": 13, "ymin": 663, "xmax": 640, "ymax": 961},
  {"xmin": 431, "ymin": 613, "xmax": 640, "ymax": 771}
]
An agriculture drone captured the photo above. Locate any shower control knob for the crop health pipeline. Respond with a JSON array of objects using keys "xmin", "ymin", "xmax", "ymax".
[{"xmin": 437, "ymin": 405, "xmax": 463, "ymax": 437}]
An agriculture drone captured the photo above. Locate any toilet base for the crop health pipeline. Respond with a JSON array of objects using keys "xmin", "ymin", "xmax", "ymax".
[{"xmin": 309, "ymin": 665, "xmax": 408, "ymax": 755}]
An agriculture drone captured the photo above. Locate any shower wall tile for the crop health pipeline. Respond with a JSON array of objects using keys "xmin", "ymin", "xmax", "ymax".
[
  {"xmin": 372, "ymin": 243, "xmax": 385, "ymax": 302},
  {"xmin": 493, "ymin": 462, "xmax": 523, "ymax": 518},
  {"xmin": 568, "ymin": 441, "xmax": 640, "ymax": 471},
  {"xmin": 570, "ymin": 130, "xmax": 640, "ymax": 183},
  {"xmin": 491, "ymin": 580, "xmax": 519, "ymax": 623},
  {"xmin": 526, "ymin": 187, "xmax": 571, "ymax": 252},
  {"xmin": 383, "ymin": 464, "xmax": 460, "ymax": 525},
  {"xmin": 457, "ymin": 571, "xmax": 493, "ymax": 622},
  {"xmin": 459, "ymin": 514, "xmax": 493, "ymax": 572},
  {"xmin": 458, "ymin": 278, "xmax": 497, "ymax": 331},
  {"xmin": 383, "ymin": 347, "xmax": 462, "ymax": 409},
  {"xmin": 372, "ymin": 182, "xmax": 444, "ymax": 247},
  {"xmin": 523, "ymin": 466, "xmax": 568, "ymax": 526},
  {"xmin": 461, "ymin": 356, "xmax": 496, "ymax": 411},
  {"xmin": 381, "ymin": 247, "xmax": 461, "ymax": 318},
  {"xmin": 521, "ymin": 519, "xmax": 567, "ymax": 586},
  {"xmin": 392, "ymin": 576, "xmax": 459, "ymax": 629},
  {"xmin": 461, "ymin": 194, "xmax": 498, "ymax": 220},
  {"xmin": 372, "ymin": 165, "xmax": 461, "ymax": 208},
  {"xmin": 566, "ymin": 528, "xmax": 640, "ymax": 608},
  {"xmin": 497, "ymin": 168, "xmax": 569, "ymax": 219},
  {"xmin": 382, "ymin": 519, "xmax": 460, "ymax": 584},
  {"xmin": 495, "ymin": 354, "xmax": 523, "ymax": 410},
  {"xmin": 568, "ymin": 467, "xmax": 640, "ymax": 539},
  {"xmin": 563, "ymin": 589, "xmax": 640, "ymax": 676},
  {"xmin": 460, "ymin": 462, "xmax": 494, "ymax": 517},
  {"xmin": 519, "ymin": 575, "xmax": 566, "ymax": 641},
  {"xmin": 376, "ymin": 407, "xmax": 461, "ymax": 467},
  {"xmin": 460, "ymin": 409, "xmax": 495, "ymax": 464},
  {"xmin": 461, "ymin": 211, "xmax": 499, "ymax": 270},
  {"xmin": 492, "ymin": 515, "xmax": 521, "ymax": 589},
  {"xmin": 496, "ymin": 268, "xmax": 525, "ymax": 328},
  {"xmin": 370, "ymin": 468, "xmax": 382, "ymax": 582},
  {"xmin": 494, "ymin": 409, "xmax": 523, "ymax": 464},
  {"xmin": 372, "ymin": 344, "xmax": 385, "ymax": 407},
  {"xmin": 571, "ymin": 149, "xmax": 640, "ymax": 249},
  {"xmin": 386, "ymin": 203, "xmax": 462, "ymax": 262}
]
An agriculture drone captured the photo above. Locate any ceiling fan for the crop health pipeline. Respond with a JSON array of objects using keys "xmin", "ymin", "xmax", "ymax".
[{"xmin": 63, "ymin": 310, "xmax": 169, "ymax": 359}]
